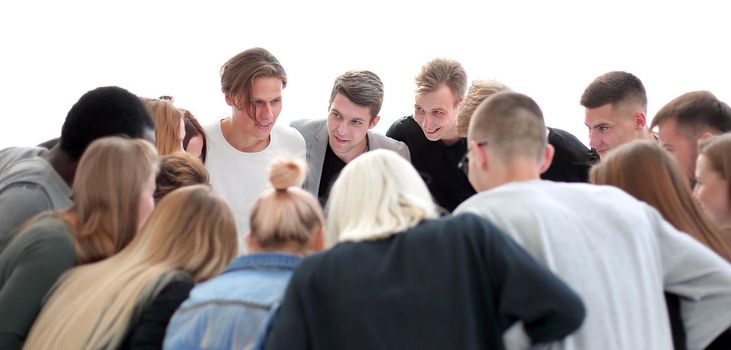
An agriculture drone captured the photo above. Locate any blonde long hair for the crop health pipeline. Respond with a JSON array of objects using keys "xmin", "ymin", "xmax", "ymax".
[
  {"xmin": 59, "ymin": 136, "xmax": 158, "ymax": 263},
  {"xmin": 25, "ymin": 185, "xmax": 238, "ymax": 350},
  {"xmin": 325, "ymin": 149, "xmax": 438, "ymax": 247},
  {"xmin": 590, "ymin": 141, "xmax": 731, "ymax": 262},
  {"xmin": 144, "ymin": 98, "xmax": 185, "ymax": 155}
]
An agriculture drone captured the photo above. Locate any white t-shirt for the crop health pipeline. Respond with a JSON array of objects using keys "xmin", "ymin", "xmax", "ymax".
[{"xmin": 205, "ymin": 121, "xmax": 305, "ymax": 255}]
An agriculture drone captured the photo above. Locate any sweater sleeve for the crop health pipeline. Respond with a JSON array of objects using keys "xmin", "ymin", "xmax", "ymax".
[
  {"xmin": 0, "ymin": 223, "xmax": 76, "ymax": 350},
  {"xmin": 477, "ymin": 216, "xmax": 585, "ymax": 344},
  {"xmin": 653, "ymin": 208, "xmax": 731, "ymax": 350},
  {"xmin": 0, "ymin": 184, "xmax": 53, "ymax": 252},
  {"xmin": 125, "ymin": 279, "xmax": 194, "ymax": 350}
]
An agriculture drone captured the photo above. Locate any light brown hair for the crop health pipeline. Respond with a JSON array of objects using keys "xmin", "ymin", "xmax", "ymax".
[
  {"xmin": 249, "ymin": 158, "xmax": 324, "ymax": 251},
  {"xmin": 25, "ymin": 185, "xmax": 237, "ymax": 349},
  {"xmin": 456, "ymin": 79, "xmax": 510, "ymax": 137},
  {"xmin": 154, "ymin": 151, "xmax": 209, "ymax": 203},
  {"xmin": 415, "ymin": 58, "xmax": 467, "ymax": 102},
  {"xmin": 220, "ymin": 47, "xmax": 287, "ymax": 119},
  {"xmin": 58, "ymin": 136, "xmax": 159, "ymax": 263},
  {"xmin": 469, "ymin": 91, "xmax": 547, "ymax": 162},
  {"xmin": 590, "ymin": 141, "xmax": 731, "ymax": 262},
  {"xmin": 699, "ymin": 133, "xmax": 731, "ymax": 204},
  {"xmin": 329, "ymin": 70, "xmax": 384, "ymax": 118},
  {"xmin": 651, "ymin": 90, "xmax": 731, "ymax": 135},
  {"xmin": 144, "ymin": 98, "xmax": 185, "ymax": 155}
]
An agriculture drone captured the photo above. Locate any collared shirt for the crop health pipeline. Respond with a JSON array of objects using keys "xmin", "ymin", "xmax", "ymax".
[{"xmin": 163, "ymin": 253, "xmax": 301, "ymax": 350}]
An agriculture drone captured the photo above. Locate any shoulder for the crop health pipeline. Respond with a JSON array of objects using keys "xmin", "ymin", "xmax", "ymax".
[
  {"xmin": 5, "ymin": 215, "xmax": 76, "ymax": 264},
  {"xmin": 290, "ymin": 118, "xmax": 325, "ymax": 132},
  {"xmin": 386, "ymin": 115, "xmax": 419, "ymax": 137},
  {"xmin": 368, "ymin": 132, "xmax": 408, "ymax": 151},
  {"xmin": 272, "ymin": 125, "xmax": 306, "ymax": 145}
]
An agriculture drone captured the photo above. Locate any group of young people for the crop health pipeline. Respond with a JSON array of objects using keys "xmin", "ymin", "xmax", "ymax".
[{"xmin": 0, "ymin": 46, "xmax": 730, "ymax": 350}]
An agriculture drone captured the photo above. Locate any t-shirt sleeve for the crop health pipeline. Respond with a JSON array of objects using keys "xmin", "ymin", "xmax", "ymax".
[
  {"xmin": 653, "ymin": 208, "xmax": 731, "ymax": 350},
  {"xmin": 0, "ymin": 225, "xmax": 76, "ymax": 349},
  {"xmin": 262, "ymin": 263, "xmax": 310, "ymax": 350},
  {"xmin": 476, "ymin": 216, "xmax": 585, "ymax": 344},
  {"xmin": 0, "ymin": 184, "xmax": 53, "ymax": 252},
  {"xmin": 126, "ymin": 279, "xmax": 194, "ymax": 350}
]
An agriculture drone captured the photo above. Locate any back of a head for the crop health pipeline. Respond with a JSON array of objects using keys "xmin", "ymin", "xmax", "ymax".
[
  {"xmin": 61, "ymin": 86, "xmax": 154, "ymax": 160},
  {"xmin": 249, "ymin": 158, "xmax": 324, "ymax": 252},
  {"xmin": 456, "ymin": 79, "xmax": 511, "ymax": 137},
  {"xmin": 651, "ymin": 90, "xmax": 731, "ymax": 134},
  {"xmin": 144, "ymin": 98, "xmax": 184, "ymax": 155},
  {"xmin": 580, "ymin": 71, "xmax": 647, "ymax": 112},
  {"xmin": 154, "ymin": 152, "xmax": 209, "ymax": 203},
  {"xmin": 415, "ymin": 58, "xmax": 467, "ymax": 99},
  {"xmin": 137, "ymin": 184, "xmax": 238, "ymax": 282},
  {"xmin": 329, "ymin": 70, "xmax": 384, "ymax": 118},
  {"xmin": 589, "ymin": 140, "xmax": 731, "ymax": 261},
  {"xmin": 182, "ymin": 109, "xmax": 207, "ymax": 161},
  {"xmin": 326, "ymin": 149, "xmax": 438, "ymax": 247},
  {"xmin": 468, "ymin": 91, "xmax": 547, "ymax": 162},
  {"xmin": 71, "ymin": 136, "xmax": 159, "ymax": 263},
  {"xmin": 220, "ymin": 47, "xmax": 286, "ymax": 113}
]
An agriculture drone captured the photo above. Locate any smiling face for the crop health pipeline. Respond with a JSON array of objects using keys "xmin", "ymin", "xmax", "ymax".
[
  {"xmin": 327, "ymin": 93, "xmax": 378, "ymax": 163},
  {"xmin": 226, "ymin": 76, "xmax": 283, "ymax": 146},
  {"xmin": 584, "ymin": 103, "xmax": 641, "ymax": 158},
  {"xmin": 694, "ymin": 155, "xmax": 731, "ymax": 228},
  {"xmin": 414, "ymin": 84, "xmax": 461, "ymax": 144}
]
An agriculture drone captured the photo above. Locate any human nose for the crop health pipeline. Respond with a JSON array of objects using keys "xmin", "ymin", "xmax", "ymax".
[{"xmin": 259, "ymin": 103, "xmax": 274, "ymax": 121}]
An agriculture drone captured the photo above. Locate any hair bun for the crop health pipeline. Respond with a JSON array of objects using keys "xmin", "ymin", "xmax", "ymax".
[{"xmin": 269, "ymin": 157, "xmax": 306, "ymax": 191}]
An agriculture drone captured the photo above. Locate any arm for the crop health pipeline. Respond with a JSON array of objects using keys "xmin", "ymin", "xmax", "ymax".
[
  {"xmin": 0, "ymin": 224, "xmax": 76, "ymax": 350},
  {"xmin": 654, "ymin": 208, "xmax": 731, "ymax": 350},
  {"xmin": 126, "ymin": 279, "xmax": 193, "ymax": 350},
  {"xmin": 0, "ymin": 184, "xmax": 54, "ymax": 252},
  {"xmin": 478, "ymin": 217, "xmax": 585, "ymax": 344}
]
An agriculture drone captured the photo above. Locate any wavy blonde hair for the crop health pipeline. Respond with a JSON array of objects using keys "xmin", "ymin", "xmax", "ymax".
[
  {"xmin": 144, "ymin": 98, "xmax": 185, "ymax": 155},
  {"xmin": 591, "ymin": 141, "xmax": 731, "ymax": 262},
  {"xmin": 325, "ymin": 149, "xmax": 438, "ymax": 247},
  {"xmin": 25, "ymin": 185, "xmax": 238, "ymax": 349},
  {"xmin": 57, "ymin": 136, "xmax": 158, "ymax": 264}
]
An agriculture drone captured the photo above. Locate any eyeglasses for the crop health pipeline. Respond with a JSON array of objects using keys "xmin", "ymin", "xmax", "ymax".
[{"xmin": 457, "ymin": 141, "xmax": 487, "ymax": 176}]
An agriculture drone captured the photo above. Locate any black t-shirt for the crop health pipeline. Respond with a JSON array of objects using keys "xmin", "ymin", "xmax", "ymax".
[
  {"xmin": 386, "ymin": 116, "xmax": 475, "ymax": 212},
  {"xmin": 317, "ymin": 143, "xmax": 347, "ymax": 207},
  {"xmin": 543, "ymin": 128, "xmax": 598, "ymax": 183}
]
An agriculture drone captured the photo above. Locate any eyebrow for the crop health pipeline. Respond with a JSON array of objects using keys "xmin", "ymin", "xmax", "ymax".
[{"xmin": 586, "ymin": 122, "xmax": 611, "ymax": 129}]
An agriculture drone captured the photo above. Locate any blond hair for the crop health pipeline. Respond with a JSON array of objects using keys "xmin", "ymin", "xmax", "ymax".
[
  {"xmin": 55, "ymin": 136, "xmax": 158, "ymax": 264},
  {"xmin": 220, "ymin": 47, "xmax": 287, "ymax": 118},
  {"xmin": 249, "ymin": 158, "xmax": 324, "ymax": 251},
  {"xmin": 144, "ymin": 98, "xmax": 184, "ymax": 155},
  {"xmin": 415, "ymin": 58, "xmax": 467, "ymax": 102},
  {"xmin": 25, "ymin": 185, "xmax": 237, "ymax": 349},
  {"xmin": 325, "ymin": 149, "xmax": 438, "ymax": 247},
  {"xmin": 591, "ymin": 141, "xmax": 731, "ymax": 262},
  {"xmin": 456, "ymin": 79, "xmax": 510, "ymax": 137}
]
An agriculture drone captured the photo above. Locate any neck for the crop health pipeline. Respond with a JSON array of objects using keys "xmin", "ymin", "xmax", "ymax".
[
  {"xmin": 440, "ymin": 128, "xmax": 462, "ymax": 145},
  {"xmin": 221, "ymin": 118, "xmax": 270, "ymax": 152},
  {"xmin": 334, "ymin": 137, "xmax": 368, "ymax": 163},
  {"xmin": 487, "ymin": 159, "xmax": 541, "ymax": 190},
  {"xmin": 42, "ymin": 146, "xmax": 77, "ymax": 187}
]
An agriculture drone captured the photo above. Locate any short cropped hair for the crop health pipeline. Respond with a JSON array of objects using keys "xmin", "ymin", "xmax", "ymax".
[
  {"xmin": 456, "ymin": 80, "xmax": 511, "ymax": 137},
  {"xmin": 329, "ymin": 70, "xmax": 384, "ymax": 119},
  {"xmin": 415, "ymin": 58, "xmax": 467, "ymax": 102},
  {"xmin": 580, "ymin": 71, "xmax": 647, "ymax": 113},
  {"xmin": 60, "ymin": 86, "xmax": 154, "ymax": 160},
  {"xmin": 220, "ymin": 48, "xmax": 286, "ymax": 118},
  {"xmin": 469, "ymin": 91, "xmax": 547, "ymax": 162},
  {"xmin": 651, "ymin": 90, "xmax": 731, "ymax": 136}
]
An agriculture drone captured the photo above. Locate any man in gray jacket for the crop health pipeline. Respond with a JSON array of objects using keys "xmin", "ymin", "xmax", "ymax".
[{"xmin": 292, "ymin": 70, "xmax": 409, "ymax": 205}]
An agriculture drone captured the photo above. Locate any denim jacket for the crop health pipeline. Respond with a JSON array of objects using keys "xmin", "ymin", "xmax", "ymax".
[{"xmin": 163, "ymin": 253, "xmax": 301, "ymax": 350}]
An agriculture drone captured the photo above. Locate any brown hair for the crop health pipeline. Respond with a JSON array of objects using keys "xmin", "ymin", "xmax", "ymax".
[
  {"xmin": 590, "ymin": 141, "xmax": 731, "ymax": 262},
  {"xmin": 154, "ymin": 152, "xmax": 209, "ymax": 203},
  {"xmin": 60, "ymin": 136, "xmax": 159, "ymax": 264},
  {"xmin": 469, "ymin": 91, "xmax": 547, "ymax": 162},
  {"xmin": 249, "ymin": 158, "xmax": 324, "ymax": 251},
  {"xmin": 580, "ymin": 71, "xmax": 647, "ymax": 113},
  {"xmin": 415, "ymin": 58, "xmax": 467, "ymax": 103},
  {"xmin": 220, "ymin": 47, "xmax": 287, "ymax": 119},
  {"xmin": 651, "ymin": 90, "xmax": 731, "ymax": 135},
  {"xmin": 25, "ymin": 185, "xmax": 237, "ymax": 349},
  {"xmin": 699, "ymin": 133, "xmax": 731, "ymax": 204},
  {"xmin": 329, "ymin": 70, "xmax": 384, "ymax": 118},
  {"xmin": 456, "ymin": 79, "xmax": 510, "ymax": 137},
  {"xmin": 181, "ymin": 109, "xmax": 207, "ymax": 162},
  {"xmin": 144, "ymin": 98, "xmax": 184, "ymax": 155}
]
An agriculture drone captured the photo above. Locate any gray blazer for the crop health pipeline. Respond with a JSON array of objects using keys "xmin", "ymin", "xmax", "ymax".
[{"xmin": 291, "ymin": 119, "xmax": 410, "ymax": 195}]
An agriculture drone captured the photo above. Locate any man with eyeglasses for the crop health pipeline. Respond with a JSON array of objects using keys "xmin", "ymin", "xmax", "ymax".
[
  {"xmin": 386, "ymin": 58, "xmax": 474, "ymax": 212},
  {"xmin": 455, "ymin": 91, "xmax": 731, "ymax": 350}
]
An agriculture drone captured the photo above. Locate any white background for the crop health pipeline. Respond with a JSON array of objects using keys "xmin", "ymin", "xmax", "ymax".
[{"xmin": 1, "ymin": 0, "xmax": 730, "ymax": 149}]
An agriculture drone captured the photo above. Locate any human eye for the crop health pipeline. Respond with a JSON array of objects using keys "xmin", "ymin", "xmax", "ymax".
[
  {"xmin": 330, "ymin": 111, "xmax": 341, "ymax": 119},
  {"xmin": 352, "ymin": 119, "xmax": 365, "ymax": 126},
  {"xmin": 598, "ymin": 125, "xmax": 610, "ymax": 133},
  {"xmin": 415, "ymin": 106, "xmax": 424, "ymax": 113}
]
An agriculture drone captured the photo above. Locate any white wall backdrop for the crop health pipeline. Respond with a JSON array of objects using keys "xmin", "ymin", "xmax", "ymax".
[{"xmin": 1, "ymin": 0, "xmax": 730, "ymax": 149}]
